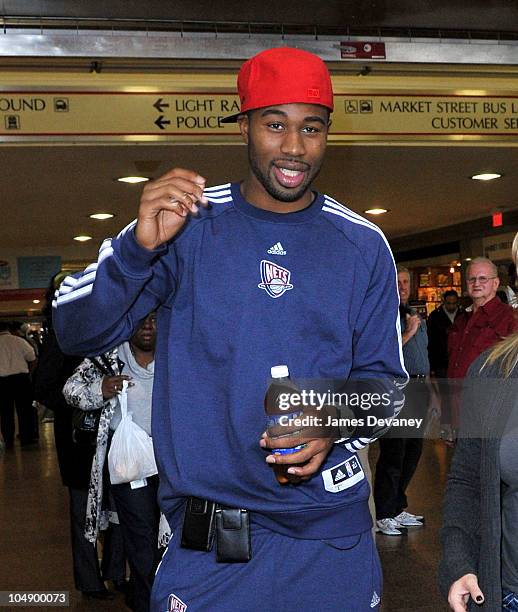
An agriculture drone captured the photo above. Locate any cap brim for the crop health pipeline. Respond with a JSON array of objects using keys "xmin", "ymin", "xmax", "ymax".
[{"xmin": 220, "ymin": 112, "xmax": 244, "ymax": 124}]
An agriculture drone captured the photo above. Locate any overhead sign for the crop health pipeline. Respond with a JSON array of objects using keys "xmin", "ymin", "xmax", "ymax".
[
  {"xmin": 483, "ymin": 232, "xmax": 515, "ymax": 261},
  {"xmin": 1, "ymin": 72, "xmax": 518, "ymax": 143},
  {"xmin": 337, "ymin": 94, "xmax": 518, "ymax": 137},
  {"xmin": 0, "ymin": 92, "xmax": 241, "ymax": 139}
]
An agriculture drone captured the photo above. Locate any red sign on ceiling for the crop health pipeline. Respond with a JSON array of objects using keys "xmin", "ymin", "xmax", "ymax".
[
  {"xmin": 492, "ymin": 212, "xmax": 503, "ymax": 227},
  {"xmin": 340, "ymin": 42, "xmax": 386, "ymax": 60}
]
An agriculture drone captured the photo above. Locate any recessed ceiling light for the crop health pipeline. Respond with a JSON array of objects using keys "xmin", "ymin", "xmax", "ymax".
[
  {"xmin": 471, "ymin": 173, "xmax": 502, "ymax": 181},
  {"xmin": 364, "ymin": 208, "xmax": 389, "ymax": 215},
  {"xmin": 117, "ymin": 176, "xmax": 150, "ymax": 184},
  {"xmin": 32, "ymin": 299, "xmax": 40, "ymax": 304},
  {"xmin": 89, "ymin": 213, "xmax": 114, "ymax": 220},
  {"xmin": 73, "ymin": 235, "xmax": 92, "ymax": 242},
  {"xmin": 464, "ymin": 257, "xmax": 472, "ymax": 261}
]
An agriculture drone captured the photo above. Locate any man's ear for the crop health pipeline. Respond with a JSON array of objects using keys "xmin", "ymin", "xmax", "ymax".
[{"xmin": 237, "ymin": 114, "xmax": 249, "ymax": 144}]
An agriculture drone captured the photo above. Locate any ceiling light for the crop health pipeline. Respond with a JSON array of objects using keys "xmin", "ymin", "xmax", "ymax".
[
  {"xmin": 32, "ymin": 299, "xmax": 40, "ymax": 304},
  {"xmin": 456, "ymin": 263, "xmax": 461, "ymax": 267},
  {"xmin": 364, "ymin": 208, "xmax": 389, "ymax": 215},
  {"xmin": 89, "ymin": 213, "xmax": 114, "ymax": 220},
  {"xmin": 117, "ymin": 176, "xmax": 150, "ymax": 184},
  {"xmin": 471, "ymin": 173, "xmax": 502, "ymax": 181},
  {"xmin": 464, "ymin": 257, "xmax": 472, "ymax": 261},
  {"xmin": 73, "ymin": 235, "xmax": 92, "ymax": 242}
]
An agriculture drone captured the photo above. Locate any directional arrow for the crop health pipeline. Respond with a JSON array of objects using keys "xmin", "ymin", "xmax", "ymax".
[
  {"xmin": 153, "ymin": 98, "xmax": 169, "ymax": 113},
  {"xmin": 155, "ymin": 115, "xmax": 171, "ymax": 130}
]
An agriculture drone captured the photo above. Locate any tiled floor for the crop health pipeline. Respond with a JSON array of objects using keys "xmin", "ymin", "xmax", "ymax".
[{"xmin": 0, "ymin": 423, "xmax": 452, "ymax": 611}]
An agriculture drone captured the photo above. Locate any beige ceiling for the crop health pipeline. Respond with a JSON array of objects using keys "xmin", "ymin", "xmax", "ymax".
[{"xmin": 1, "ymin": 142, "xmax": 516, "ymax": 255}]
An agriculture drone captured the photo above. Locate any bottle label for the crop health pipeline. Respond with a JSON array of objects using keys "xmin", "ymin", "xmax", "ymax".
[{"xmin": 273, "ymin": 444, "xmax": 307, "ymax": 455}]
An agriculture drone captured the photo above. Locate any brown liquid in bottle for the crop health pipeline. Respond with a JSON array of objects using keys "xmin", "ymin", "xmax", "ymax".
[{"xmin": 265, "ymin": 365, "xmax": 306, "ymax": 484}]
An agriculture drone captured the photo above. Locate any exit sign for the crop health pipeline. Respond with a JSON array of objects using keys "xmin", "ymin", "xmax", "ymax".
[{"xmin": 492, "ymin": 212, "xmax": 503, "ymax": 227}]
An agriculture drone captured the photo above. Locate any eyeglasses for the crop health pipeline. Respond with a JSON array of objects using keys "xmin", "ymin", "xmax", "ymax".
[{"xmin": 466, "ymin": 276, "xmax": 497, "ymax": 285}]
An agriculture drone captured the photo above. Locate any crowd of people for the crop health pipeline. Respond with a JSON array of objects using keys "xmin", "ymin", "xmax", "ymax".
[{"xmin": 2, "ymin": 45, "xmax": 518, "ymax": 612}]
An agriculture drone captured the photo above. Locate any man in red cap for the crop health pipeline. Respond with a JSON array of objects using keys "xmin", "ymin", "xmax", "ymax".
[{"xmin": 54, "ymin": 46, "xmax": 406, "ymax": 611}]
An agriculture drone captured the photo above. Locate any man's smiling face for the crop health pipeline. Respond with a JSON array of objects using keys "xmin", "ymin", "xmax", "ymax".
[{"xmin": 238, "ymin": 103, "xmax": 329, "ymax": 211}]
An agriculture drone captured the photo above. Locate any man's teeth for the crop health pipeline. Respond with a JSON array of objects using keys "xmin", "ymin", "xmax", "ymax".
[{"xmin": 279, "ymin": 168, "xmax": 301, "ymax": 177}]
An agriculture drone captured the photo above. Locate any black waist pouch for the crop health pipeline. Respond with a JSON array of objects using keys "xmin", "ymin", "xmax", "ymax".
[
  {"xmin": 180, "ymin": 497, "xmax": 216, "ymax": 552},
  {"xmin": 215, "ymin": 507, "xmax": 251, "ymax": 563},
  {"xmin": 181, "ymin": 497, "xmax": 251, "ymax": 563}
]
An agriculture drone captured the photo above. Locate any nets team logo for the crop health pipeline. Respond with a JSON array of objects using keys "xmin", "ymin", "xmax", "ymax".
[
  {"xmin": 168, "ymin": 594, "xmax": 187, "ymax": 611},
  {"xmin": 258, "ymin": 260, "xmax": 294, "ymax": 298}
]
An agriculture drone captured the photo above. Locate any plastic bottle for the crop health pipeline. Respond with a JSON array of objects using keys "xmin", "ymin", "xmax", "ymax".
[{"xmin": 265, "ymin": 365, "xmax": 307, "ymax": 485}]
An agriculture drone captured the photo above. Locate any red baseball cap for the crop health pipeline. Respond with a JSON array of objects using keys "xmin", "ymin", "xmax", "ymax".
[{"xmin": 221, "ymin": 46, "xmax": 334, "ymax": 123}]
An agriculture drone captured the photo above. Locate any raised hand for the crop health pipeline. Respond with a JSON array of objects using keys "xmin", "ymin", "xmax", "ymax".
[{"xmin": 135, "ymin": 168, "xmax": 209, "ymax": 251}]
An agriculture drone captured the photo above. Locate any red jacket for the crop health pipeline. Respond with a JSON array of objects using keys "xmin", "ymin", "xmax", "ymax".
[{"xmin": 447, "ymin": 296, "xmax": 517, "ymax": 379}]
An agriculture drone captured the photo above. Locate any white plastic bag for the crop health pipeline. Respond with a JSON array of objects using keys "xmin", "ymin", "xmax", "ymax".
[{"xmin": 108, "ymin": 380, "xmax": 157, "ymax": 484}]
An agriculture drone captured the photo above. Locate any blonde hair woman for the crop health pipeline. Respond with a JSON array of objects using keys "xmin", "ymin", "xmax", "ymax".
[{"xmin": 439, "ymin": 233, "xmax": 518, "ymax": 611}]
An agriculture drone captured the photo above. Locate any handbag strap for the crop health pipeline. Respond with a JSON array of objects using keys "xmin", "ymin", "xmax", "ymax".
[{"xmin": 90, "ymin": 352, "xmax": 124, "ymax": 377}]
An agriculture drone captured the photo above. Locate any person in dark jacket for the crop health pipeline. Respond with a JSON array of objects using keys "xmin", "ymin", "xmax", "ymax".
[
  {"xmin": 33, "ymin": 279, "xmax": 124, "ymax": 600},
  {"xmin": 440, "ymin": 234, "xmax": 518, "ymax": 611},
  {"xmin": 427, "ymin": 290, "xmax": 460, "ymax": 376},
  {"xmin": 427, "ymin": 290, "xmax": 461, "ymax": 445}
]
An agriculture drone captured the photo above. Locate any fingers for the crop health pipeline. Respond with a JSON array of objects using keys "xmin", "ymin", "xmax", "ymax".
[
  {"xmin": 263, "ymin": 438, "xmax": 332, "ymax": 467},
  {"xmin": 448, "ymin": 574, "xmax": 483, "ymax": 612},
  {"xmin": 261, "ymin": 438, "xmax": 334, "ymax": 482},
  {"xmin": 465, "ymin": 575, "xmax": 484, "ymax": 606},
  {"xmin": 287, "ymin": 453, "xmax": 324, "ymax": 479},
  {"xmin": 109, "ymin": 375, "xmax": 132, "ymax": 393},
  {"xmin": 140, "ymin": 183, "xmax": 208, "ymax": 227},
  {"xmin": 147, "ymin": 179, "xmax": 208, "ymax": 206},
  {"xmin": 142, "ymin": 186, "xmax": 201, "ymax": 218},
  {"xmin": 261, "ymin": 432, "xmax": 307, "ymax": 454},
  {"xmin": 264, "ymin": 443, "xmax": 309, "ymax": 464},
  {"xmin": 136, "ymin": 167, "xmax": 211, "ymax": 250},
  {"xmin": 145, "ymin": 172, "xmax": 209, "ymax": 207}
]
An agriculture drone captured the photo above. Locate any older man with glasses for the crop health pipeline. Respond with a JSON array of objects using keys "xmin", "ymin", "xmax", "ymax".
[{"xmin": 447, "ymin": 257, "xmax": 518, "ymax": 431}]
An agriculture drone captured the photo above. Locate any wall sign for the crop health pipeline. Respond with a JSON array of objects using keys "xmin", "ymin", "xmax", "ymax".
[{"xmin": 1, "ymin": 72, "xmax": 518, "ymax": 143}]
